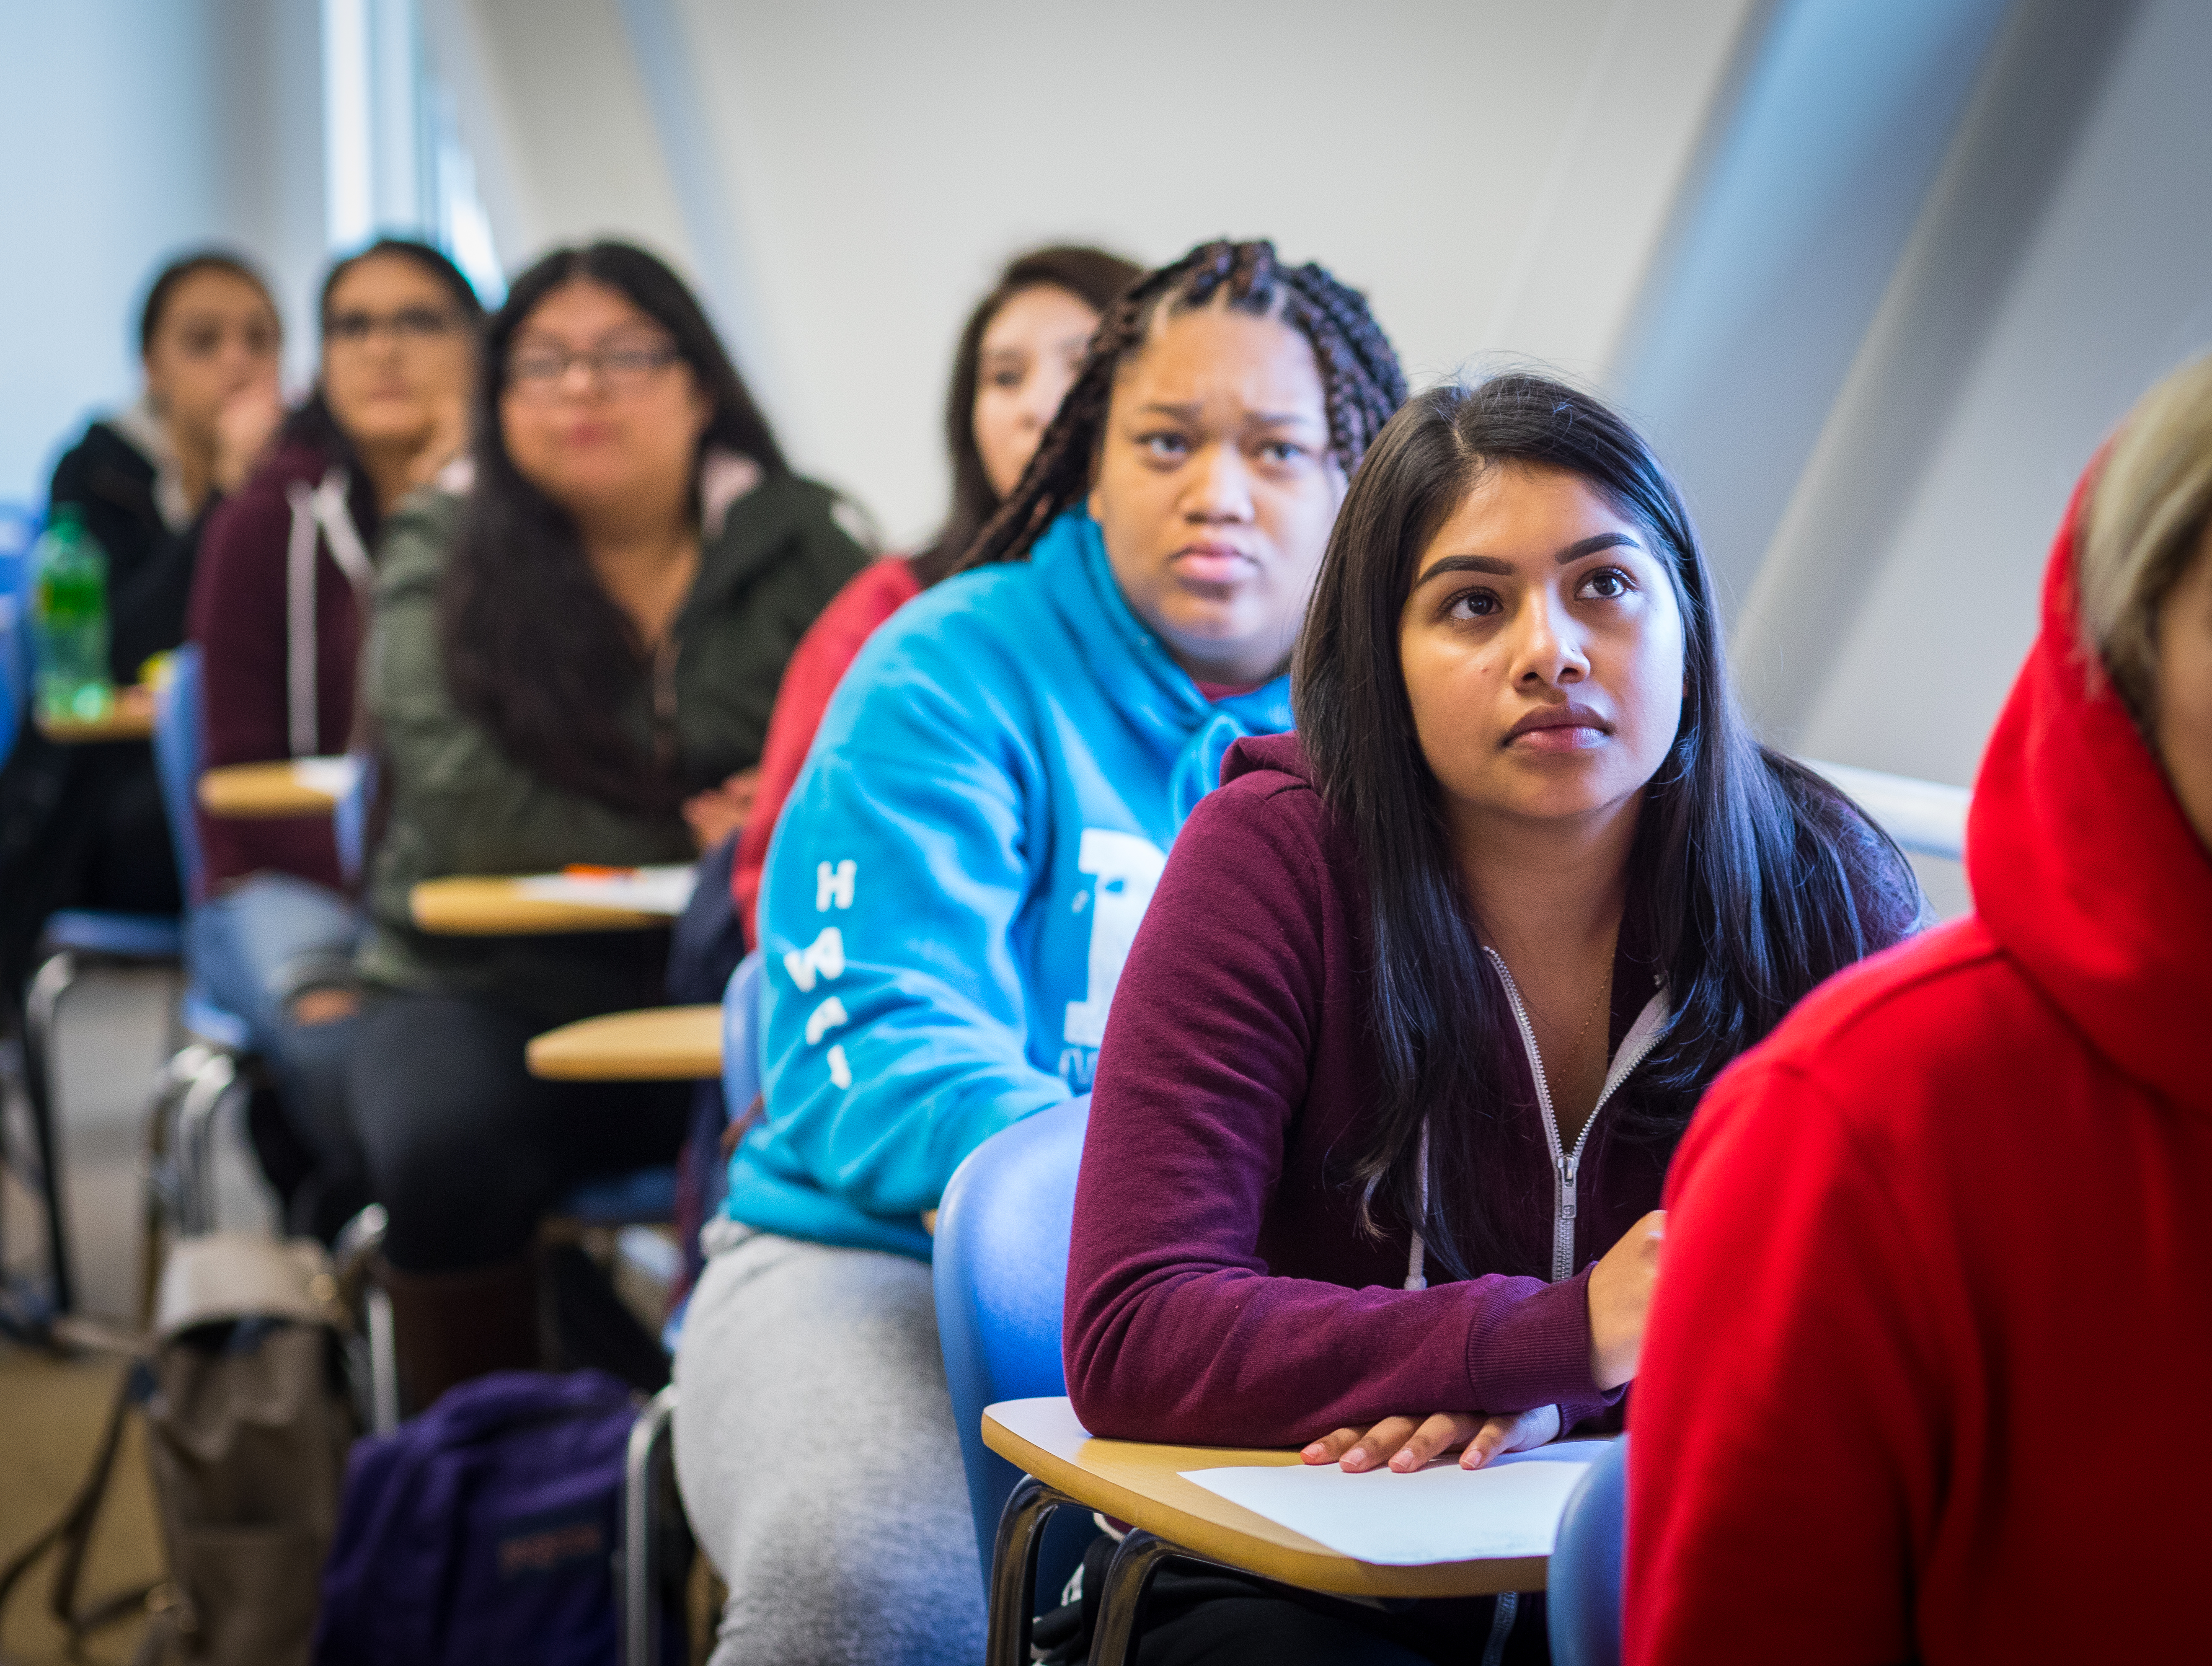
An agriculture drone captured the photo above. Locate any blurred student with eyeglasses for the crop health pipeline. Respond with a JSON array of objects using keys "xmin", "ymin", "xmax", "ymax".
[
  {"xmin": 183, "ymin": 238, "xmax": 483, "ymax": 1240},
  {"xmin": 0, "ymin": 249, "xmax": 284, "ymax": 1014},
  {"xmin": 346, "ymin": 242, "xmax": 868, "ymax": 1408}
]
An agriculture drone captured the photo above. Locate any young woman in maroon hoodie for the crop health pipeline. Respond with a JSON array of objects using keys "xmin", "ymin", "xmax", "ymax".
[
  {"xmin": 1626, "ymin": 361, "xmax": 2212, "ymax": 1663},
  {"xmin": 186, "ymin": 238, "xmax": 481, "ymax": 1238},
  {"xmin": 1062, "ymin": 375, "xmax": 1925, "ymax": 1664}
]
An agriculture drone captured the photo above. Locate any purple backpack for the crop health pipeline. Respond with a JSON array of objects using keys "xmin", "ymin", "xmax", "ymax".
[{"xmin": 313, "ymin": 1370, "xmax": 642, "ymax": 1666}]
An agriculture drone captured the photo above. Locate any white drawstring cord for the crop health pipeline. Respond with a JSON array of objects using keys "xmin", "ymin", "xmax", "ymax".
[
  {"xmin": 283, "ymin": 469, "xmax": 373, "ymax": 759},
  {"xmin": 1404, "ymin": 1120, "xmax": 1431, "ymax": 1291}
]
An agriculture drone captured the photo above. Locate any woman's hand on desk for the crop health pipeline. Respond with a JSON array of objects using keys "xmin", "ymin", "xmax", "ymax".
[
  {"xmin": 1588, "ymin": 1209, "xmax": 1666, "ymax": 1391},
  {"xmin": 1300, "ymin": 1404, "xmax": 1561, "ymax": 1474}
]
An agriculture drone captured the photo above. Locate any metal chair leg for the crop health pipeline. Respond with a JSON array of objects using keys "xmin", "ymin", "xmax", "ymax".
[
  {"xmin": 987, "ymin": 1473, "xmax": 1080, "ymax": 1666},
  {"xmin": 363, "ymin": 1285, "xmax": 399, "ymax": 1434},
  {"xmin": 21, "ymin": 950, "xmax": 80, "ymax": 1314},
  {"xmin": 173, "ymin": 1049, "xmax": 239, "ymax": 1236},
  {"xmin": 333, "ymin": 1206, "xmax": 398, "ymax": 1434},
  {"xmin": 621, "ymin": 1382, "xmax": 681, "ymax": 1666},
  {"xmin": 1087, "ymin": 1530, "xmax": 1180, "ymax": 1666},
  {"xmin": 133, "ymin": 1043, "xmax": 204, "ymax": 1327}
]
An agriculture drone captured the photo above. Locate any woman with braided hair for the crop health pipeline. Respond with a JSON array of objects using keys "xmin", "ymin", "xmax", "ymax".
[{"xmin": 672, "ymin": 239, "xmax": 1405, "ymax": 1665}]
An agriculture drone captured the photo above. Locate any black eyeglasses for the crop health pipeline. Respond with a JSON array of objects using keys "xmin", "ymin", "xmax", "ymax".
[
  {"xmin": 505, "ymin": 341, "xmax": 682, "ymax": 401},
  {"xmin": 326, "ymin": 306, "xmax": 461, "ymax": 346}
]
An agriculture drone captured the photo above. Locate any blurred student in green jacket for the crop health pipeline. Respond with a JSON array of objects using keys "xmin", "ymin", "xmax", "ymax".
[{"xmin": 351, "ymin": 242, "xmax": 868, "ymax": 1407}]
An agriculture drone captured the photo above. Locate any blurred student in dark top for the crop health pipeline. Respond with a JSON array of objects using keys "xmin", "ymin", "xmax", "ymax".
[{"xmin": 1, "ymin": 250, "xmax": 283, "ymax": 1008}]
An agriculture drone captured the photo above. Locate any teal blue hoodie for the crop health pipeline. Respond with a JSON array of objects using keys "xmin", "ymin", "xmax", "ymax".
[{"xmin": 725, "ymin": 511, "xmax": 1295, "ymax": 1258}]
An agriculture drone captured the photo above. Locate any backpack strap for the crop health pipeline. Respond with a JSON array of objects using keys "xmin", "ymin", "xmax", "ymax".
[{"xmin": 0, "ymin": 1356, "xmax": 163, "ymax": 1645}]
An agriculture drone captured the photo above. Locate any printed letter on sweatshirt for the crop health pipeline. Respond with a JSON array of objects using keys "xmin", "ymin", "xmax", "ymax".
[
  {"xmin": 817, "ymin": 859, "xmax": 856, "ymax": 911},
  {"xmin": 1064, "ymin": 829, "xmax": 1169, "ymax": 1049},
  {"xmin": 784, "ymin": 926, "xmax": 845, "ymax": 993}
]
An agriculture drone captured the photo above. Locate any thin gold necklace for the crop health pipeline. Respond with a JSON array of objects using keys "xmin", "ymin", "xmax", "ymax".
[{"xmin": 1561, "ymin": 971, "xmax": 1611, "ymax": 1062}]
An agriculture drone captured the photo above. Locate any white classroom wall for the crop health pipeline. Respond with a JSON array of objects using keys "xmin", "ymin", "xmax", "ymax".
[
  {"xmin": 429, "ymin": 0, "xmax": 1760, "ymax": 546},
  {"xmin": 1778, "ymin": 0, "xmax": 2212, "ymax": 788},
  {"xmin": 0, "ymin": 0, "xmax": 327, "ymax": 508}
]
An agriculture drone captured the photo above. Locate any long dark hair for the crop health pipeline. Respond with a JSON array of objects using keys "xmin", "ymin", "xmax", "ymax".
[
  {"xmin": 908, "ymin": 245, "xmax": 1142, "ymax": 584},
  {"xmin": 280, "ymin": 237, "xmax": 486, "ymax": 468},
  {"xmin": 1294, "ymin": 375, "xmax": 1918, "ymax": 1278},
  {"xmin": 959, "ymin": 239, "xmax": 1408, "ymax": 571},
  {"xmin": 442, "ymin": 241, "xmax": 786, "ymax": 815}
]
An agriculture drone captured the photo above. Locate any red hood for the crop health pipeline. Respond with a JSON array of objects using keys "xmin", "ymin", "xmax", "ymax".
[{"xmin": 1967, "ymin": 469, "xmax": 2211, "ymax": 1115}]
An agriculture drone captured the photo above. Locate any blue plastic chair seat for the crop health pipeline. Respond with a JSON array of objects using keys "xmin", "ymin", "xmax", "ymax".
[
  {"xmin": 558, "ymin": 1167, "xmax": 680, "ymax": 1226},
  {"xmin": 721, "ymin": 952, "xmax": 764, "ymax": 1116},
  {"xmin": 1548, "ymin": 1434, "xmax": 1630, "ymax": 1666},
  {"xmin": 43, "ymin": 910, "xmax": 184, "ymax": 960},
  {"xmin": 659, "ymin": 1287, "xmax": 692, "ymax": 1355},
  {"xmin": 933, "ymin": 1095, "xmax": 1092, "ymax": 1576}
]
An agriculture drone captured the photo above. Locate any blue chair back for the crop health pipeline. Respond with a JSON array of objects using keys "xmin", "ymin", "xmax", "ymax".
[
  {"xmin": 721, "ymin": 949, "xmax": 765, "ymax": 1117},
  {"xmin": 0, "ymin": 504, "xmax": 40, "ymax": 767},
  {"xmin": 330, "ymin": 753, "xmax": 376, "ymax": 887},
  {"xmin": 1548, "ymin": 1435, "xmax": 1629, "ymax": 1666},
  {"xmin": 932, "ymin": 1095, "xmax": 1092, "ymax": 1578},
  {"xmin": 0, "ymin": 598, "xmax": 17, "ymax": 770},
  {"xmin": 150, "ymin": 643, "xmax": 211, "ymax": 906}
]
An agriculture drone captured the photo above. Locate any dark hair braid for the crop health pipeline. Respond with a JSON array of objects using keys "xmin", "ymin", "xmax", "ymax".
[{"xmin": 957, "ymin": 238, "xmax": 1406, "ymax": 571}]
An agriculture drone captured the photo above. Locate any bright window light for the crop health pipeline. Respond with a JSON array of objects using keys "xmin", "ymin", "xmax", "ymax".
[{"xmin": 322, "ymin": 0, "xmax": 375, "ymax": 250}]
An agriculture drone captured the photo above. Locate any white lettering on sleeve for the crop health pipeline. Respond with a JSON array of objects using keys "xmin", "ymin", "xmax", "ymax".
[
  {"xmin": 816, "ymin": 860, "xmax": 856, "ymax": 911},
  {"xmin": 1062, "ymin": 829, "xmax": 1169, "ymax": 1049},
  {"xmin": 782, "ymin": 926, "xmax": 846, "ymax": 993},
  {"xmin": 826, "ymin": 1045, "xmax": 853, "ymax": 1089},
  {"xmin": 805, "ymin": 996, "xmax": 850, "ymax": 1047}
]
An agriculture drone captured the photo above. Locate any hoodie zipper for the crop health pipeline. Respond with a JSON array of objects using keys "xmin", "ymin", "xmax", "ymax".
[{"xmin": 1482, "ymin": 948, "xmax": 1668, "ymax": 1282}]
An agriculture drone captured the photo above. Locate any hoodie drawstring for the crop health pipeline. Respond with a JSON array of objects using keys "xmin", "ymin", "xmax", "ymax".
[
  {"xmin": 1404, "ymin": 1120, "xmax": 1431, "ymax": 1291},
  {"xmin": 283, "ymin": 469, "xmax": 372, "ymax": 759}
]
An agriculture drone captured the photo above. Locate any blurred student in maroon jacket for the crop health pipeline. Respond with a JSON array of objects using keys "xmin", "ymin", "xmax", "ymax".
[
  {"xmin": 187, "ymin": 238, "xmax": 480, "ymax": 1239},
  {"xmin": 1627, "ymin": 359, "xmax": 2212, "ymax": 1663},
  {"xmin": 1065, "ymin": 377, "xmax": 1922, "ymax": 1665}
]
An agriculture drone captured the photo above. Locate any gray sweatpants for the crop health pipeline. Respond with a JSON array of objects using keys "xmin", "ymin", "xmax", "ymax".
[{"xmin": 672, "ymin": 1226, "xmax": 988, "ymax": 1666}]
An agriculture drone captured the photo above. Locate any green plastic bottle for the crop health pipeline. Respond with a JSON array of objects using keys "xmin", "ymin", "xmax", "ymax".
[{"xmin": 30, "ymin": 507, "xmax": 113, "ymax": 723}]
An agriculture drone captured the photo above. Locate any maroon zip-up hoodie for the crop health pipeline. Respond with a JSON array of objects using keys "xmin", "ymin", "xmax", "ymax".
[
  {"xmin": 1063, "ymin": 732, "xmax": 1922, "ymax": 1450},
  {"xmin": 189, "ymin": 439, "xmax": 378, "ymax": 892}
]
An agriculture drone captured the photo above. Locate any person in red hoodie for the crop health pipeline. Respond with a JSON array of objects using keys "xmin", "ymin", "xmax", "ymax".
[
  {"xmin": 1625, "ymin": 356, "xmax": 2212, "ymax": 1663},
  {"xmin": 725, "ymin": 244, "xmax": 1138, "ymax": 943},
  {"xmin": 186, "ymin": 238, "xmax": 481, "ymax": 1238},
  {"xmin": 1065, "ymin": 375, "xmax": 1925, "ymax": 1664}
]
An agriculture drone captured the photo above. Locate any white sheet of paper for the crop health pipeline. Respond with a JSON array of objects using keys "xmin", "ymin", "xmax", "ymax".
[
  {"xmin": 291, "ymin": 756, "xmax": 364, "ymax": 799},
  {"xmin": 1178, "ymin": 1444, "xmax": 1602, "ymax": 1566},
  {"xmin": 513, "ymin": 864, "xmax": 698, "ymax": 916}
]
